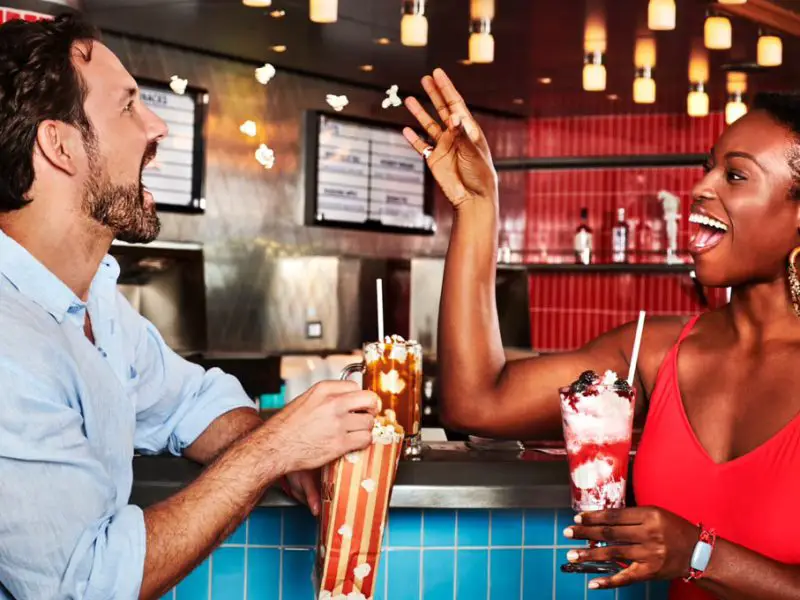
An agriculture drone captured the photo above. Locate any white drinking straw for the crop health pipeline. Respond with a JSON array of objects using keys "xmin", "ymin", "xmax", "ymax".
[
  {"xmin": 376, "ymin": 278, "xmax": 385, "ymax": 341},
  {"xmin": 626, "ymin": 311, "xmax": 646, "ymax": 386}
]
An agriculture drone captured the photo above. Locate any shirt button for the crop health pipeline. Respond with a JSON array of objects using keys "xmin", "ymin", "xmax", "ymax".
[{"xmin": 98, "ymin": 347, "xmax": 107, "ymax": 358}]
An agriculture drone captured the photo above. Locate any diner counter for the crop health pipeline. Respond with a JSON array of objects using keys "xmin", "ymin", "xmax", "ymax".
[{"xmin": 130, "ymin": 441, "xmax": 575, "ymax": 510}]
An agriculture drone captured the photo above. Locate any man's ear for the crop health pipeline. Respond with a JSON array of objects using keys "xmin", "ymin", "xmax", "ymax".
[{"xmin": 35, "ymin": 120, "xmax": 82, "ymax": 176}]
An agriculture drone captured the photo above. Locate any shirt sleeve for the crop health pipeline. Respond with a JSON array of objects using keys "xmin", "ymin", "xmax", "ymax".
[
  {"xmin": 0, "ymin": 359, "xmax": 146, "ymax": 600},
  {"xmin": 121, "ymin": 295, "xmax": 257, "ymax": 456}
]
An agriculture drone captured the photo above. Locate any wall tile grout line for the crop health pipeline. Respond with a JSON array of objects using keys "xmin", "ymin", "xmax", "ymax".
[
  {"xmin": 519, "ymin": 510, "xmax": 526, "ymax": 600},
  {"xmin": 487, "ymin": 510, "xmax": 493, "ymax": 600},
  {"xmin": 419, "ymin": 510, "xmax": 425, "ymax": 600},
  {"xmin": 207, "ymin": 552, "xmax": 213, "ymax": 600},
  {"xmin": 453, "ymin": 510, "xmax": 459, "ymax": 600},
  {"xmin": 242, "ymin": 517, "xmax": 249, "ymax": 600},
  {"xmin": 552, "ymin": 510, "xmax": 557, "ymax": 600},
  {"xmin": 278, "ymin": 509, "xmax": 285, "ymax": 600},
  {"xmin": 219, "ymin": 543, "xmax": 585, "ymax": 551}
]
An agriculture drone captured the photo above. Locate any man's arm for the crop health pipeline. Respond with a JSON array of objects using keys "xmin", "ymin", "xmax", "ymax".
[
  {"xmin": 182, "ymin": 407, "xmax": 263, "ymax": 465},
  {"xmin": 0, "ymin": 356, "xmax": 377, "ymax": 600},
  {"xmin": 140, "ymin": 381, "xmax": 377, "ymax": 600}
]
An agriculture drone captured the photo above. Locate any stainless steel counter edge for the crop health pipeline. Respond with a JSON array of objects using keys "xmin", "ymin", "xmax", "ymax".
[{"xmin": 131, "ymin": 443, "xmax": 573, "ymax": 510}]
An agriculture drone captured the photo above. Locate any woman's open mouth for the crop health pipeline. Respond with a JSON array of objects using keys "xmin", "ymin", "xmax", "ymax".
[{"xmin": 688, "ymin": 211, "xmax": 729, "ymax": 254}]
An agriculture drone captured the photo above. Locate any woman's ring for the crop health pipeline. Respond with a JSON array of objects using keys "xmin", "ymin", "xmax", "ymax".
[{"xmin": 422, "ymin": 146, "xmax": 433, "ymax": 160}]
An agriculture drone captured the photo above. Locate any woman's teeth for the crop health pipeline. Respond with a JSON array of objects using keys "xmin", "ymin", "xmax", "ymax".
[{"xmin": 688, "ymin": 213, "xmax": 728, "ymax": 232}]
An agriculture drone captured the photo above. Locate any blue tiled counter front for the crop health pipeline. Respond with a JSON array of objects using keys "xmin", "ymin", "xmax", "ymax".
[{"xmin": 160, "ymin": 507, "xmax": 670, "ymax": 600}]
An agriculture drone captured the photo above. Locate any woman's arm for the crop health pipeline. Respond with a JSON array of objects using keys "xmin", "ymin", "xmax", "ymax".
[
  {"xmin": 403, "ymin": 69, "xmax": 673, "ymax": 439},
  {"xmin": 697, "ymin": 538, "xmax": 800, "ymax": 600}
]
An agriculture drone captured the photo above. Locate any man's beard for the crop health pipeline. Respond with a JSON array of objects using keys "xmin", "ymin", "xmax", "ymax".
[{"xmin": 82, "ymin": 139, "xmax": 161, "ymax": 244}]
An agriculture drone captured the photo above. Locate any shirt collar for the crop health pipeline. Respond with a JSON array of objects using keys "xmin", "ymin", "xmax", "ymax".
[{"xmin": 0, "ymin": 229, "xmax": 121, "ymax": 324}]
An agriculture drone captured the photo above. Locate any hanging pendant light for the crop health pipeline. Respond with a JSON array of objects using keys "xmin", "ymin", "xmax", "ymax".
[
  {"xmin": 687, "ymin": 42, "xmax": 709, "ymax": 118},
  {"xmin": 401, "ymin": 0, "xmax": 428, "ymax": 47},
  {"xmin": 310, "ymin": 0, "xmax": 338, "ymax": 23},
  {"xmin": 725, "ymin": 71, "xmax": 748, "ymax": 125},
  {"xmin": 757, "ymin": 31, "xmax": 782, "ymax": 66},
  {"xmin": 633, "ymin": 36, "xmax": 656, "ymax": 104},
  {"xmin": 648, "ymin": 0, "xmax": 675, "ymax": 31},
  {"xmin": 704, "ymin": 12, "xmax": 732, "ymax": 50},
  {"xmin": 583, "ymin": 0, "xmax": 606, "ymax": 92},
  {"xmin": 468, "ymin": 0, "xmax": 495, "ymax": 63}
]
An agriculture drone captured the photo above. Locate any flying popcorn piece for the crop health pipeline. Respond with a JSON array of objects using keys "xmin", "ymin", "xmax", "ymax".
[
  {"xmin": 255, "ymin": 144, "xmax": 275, "ymax": 169},
  {"xmin": 326, "ymin": 94, "xmax": 349, "ymax": 112},
  {"xmin": 344, "ymin": 452, "xmax": 361, "ymax": 464},
  {"xmin": 381, "ymin": 84, "xmax": 401, "ymax": 109},
  {"xmin": 361, "ymin": 479, "xmax": 376, "ymax": 493},
  {"xmin": 240, "ymin": 120, "xmax": 257, "ymax": 137},
  {"xmin": 169, "ymin": 75, "xmax": 188, "ymax": 95},
  {"xmin": 353, "ymin": 563, "xmax": 372, "ymax": 580},
  {"xmin": 255, "ymin": 63, "xmax": 276, "ymax": 85},
  {"xmin": 337, "ymin": 524, "xmax": 353, "ymax": 539}
]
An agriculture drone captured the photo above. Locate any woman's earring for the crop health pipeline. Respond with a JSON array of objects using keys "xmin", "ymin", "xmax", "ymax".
[{"xmin": 788, "ymin": 246, "xmax": 800, "ymax": 317}]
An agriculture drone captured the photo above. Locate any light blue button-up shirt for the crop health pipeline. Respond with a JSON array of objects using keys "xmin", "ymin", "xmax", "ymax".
[{"xmin": 0, "ymin": 230, "xmax": 256, "ymax": 600}]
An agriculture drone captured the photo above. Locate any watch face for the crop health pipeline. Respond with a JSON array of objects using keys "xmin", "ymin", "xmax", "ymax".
[{"xmin": 690, "ymin": 540, "xmax": 713, "ymax": 572}]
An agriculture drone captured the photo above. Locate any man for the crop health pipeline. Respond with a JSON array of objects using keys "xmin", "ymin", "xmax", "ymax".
[{"xmin": 0, "ymin": 14, "xmax": 378, "ymax": 600}]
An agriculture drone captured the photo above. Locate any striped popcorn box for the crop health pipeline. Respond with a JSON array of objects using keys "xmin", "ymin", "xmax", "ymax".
[{"xmin": 315, "ymin": 415, "xmax": 404, "ymax": 600}]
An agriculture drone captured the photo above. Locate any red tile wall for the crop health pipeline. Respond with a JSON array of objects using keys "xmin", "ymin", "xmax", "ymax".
[{"xmin": 523, "ymin": 111, "xmax": 729, "ymax": 352}]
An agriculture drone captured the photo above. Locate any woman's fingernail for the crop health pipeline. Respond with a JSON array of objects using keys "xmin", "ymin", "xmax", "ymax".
[
  {"xmin": 588, "ymin": 580, "xmax": 601, "ymax": 590},
  {"xmin": 563, "ymin": 527, "xmax": 574, "ymax": 539},
  {"xmin": 574, "ymin": 514, "xmax": 583, "ymax": 524},
  {"xmin": 566, "ymin": 550, "xmax": 579, "ymax": 562}
]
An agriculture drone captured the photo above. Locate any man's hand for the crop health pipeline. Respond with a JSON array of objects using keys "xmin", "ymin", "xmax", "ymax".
[
  {"xmin": 264, "ymin": 380, "xmax": 379, "ymax": 473},
  {"xmin": 282, "ymin": 470, "xmax": 322, "ymax": 516}
]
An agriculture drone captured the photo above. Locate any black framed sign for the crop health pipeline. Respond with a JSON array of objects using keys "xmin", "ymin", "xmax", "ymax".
[
  {"xmin": 136, "ymin": 76, "xmax": 209, "ymax": 214},
  {"xmin": 304, "ymin": 110, "xmax": 436, "ymax": 236}
]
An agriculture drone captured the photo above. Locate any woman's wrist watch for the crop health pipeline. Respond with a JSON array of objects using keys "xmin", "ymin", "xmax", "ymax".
[{"xmin": 683, "ymin": 524, "xmax": 717, "ymax": 582}]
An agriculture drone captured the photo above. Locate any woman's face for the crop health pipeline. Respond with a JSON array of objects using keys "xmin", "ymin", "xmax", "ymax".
[{"xmin": 690, "ymin": 110, "xmax": 800, "ymax": 288}]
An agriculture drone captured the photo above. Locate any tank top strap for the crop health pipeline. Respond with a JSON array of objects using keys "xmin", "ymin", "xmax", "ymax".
[{"xmin": 676, "ymin": 315, "xmax": 701, "ymax": 344}]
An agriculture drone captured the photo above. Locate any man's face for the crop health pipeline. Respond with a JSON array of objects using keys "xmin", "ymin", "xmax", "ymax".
[{"xmin": 74, "ymin": 42, "xmax": 168, "ymax": 243}]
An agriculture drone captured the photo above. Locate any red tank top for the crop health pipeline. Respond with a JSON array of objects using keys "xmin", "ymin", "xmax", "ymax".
[{"xmin": 634, "ymin": 315, "xmax": 800, "ymax": 599}]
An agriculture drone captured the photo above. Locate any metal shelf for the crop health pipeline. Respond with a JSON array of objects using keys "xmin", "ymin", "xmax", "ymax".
[
  {"xmin": 498, "ymin": 262, "xmax": 695, "ymax": 274},
  {"xmin": 494, "ymin": 153, "xmax": 706, "ymax": 171}
]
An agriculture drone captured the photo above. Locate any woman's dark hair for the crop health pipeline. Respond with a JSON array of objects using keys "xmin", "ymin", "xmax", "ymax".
[
  {"xmin": 0, "ymin": 14, "xmax": 99, "ymax": 212},
  {"xmin": 753, "ymin": 92, "xmax": 800, "ymax": 197}
]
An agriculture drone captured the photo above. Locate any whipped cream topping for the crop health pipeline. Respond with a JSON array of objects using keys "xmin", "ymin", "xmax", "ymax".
[
  {"xmin": 600, "ymin": 370, "xmax": 618, "ymax": 386},
  {"xmin": 561, "ymin": 386, "xmax": 633, "ymax": 448},
  {"xmin": 364, "ymin": 336, "xmax": 421, "ymax": 366}
]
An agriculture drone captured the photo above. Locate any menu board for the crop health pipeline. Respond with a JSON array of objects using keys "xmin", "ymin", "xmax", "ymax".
[
  {"xmin": 306, "ymin": 112, "xmax": 435, "ymax": 234},
  {"xmin": 137, "ymin": 78, "xmax": 208, "ymax": 213}
]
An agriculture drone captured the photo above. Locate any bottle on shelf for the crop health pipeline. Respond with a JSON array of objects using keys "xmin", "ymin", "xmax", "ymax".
[
  {"xmin": 574, "ymin": 207, "xmax": 593, "ymax": 265},
  {"xmin": 612, "ymin": 207, "xmax": 629, "ymax": 264}
]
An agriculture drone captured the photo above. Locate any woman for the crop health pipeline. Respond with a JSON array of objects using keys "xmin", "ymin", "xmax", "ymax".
[{"xmin": 402, "ymin": 69, "xmax": 800, "ymax": 599}]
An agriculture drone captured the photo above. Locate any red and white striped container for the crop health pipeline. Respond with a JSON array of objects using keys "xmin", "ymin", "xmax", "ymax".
[{"xmin": 315, "ymin": 419, "xmax": 404, "ymax": 600}]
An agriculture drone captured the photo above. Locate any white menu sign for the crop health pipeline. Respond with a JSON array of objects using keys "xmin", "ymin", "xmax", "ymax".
[
  {"xmin": 139, "ymin": 83, "xmax": 203, "ymax": 210},
  {"xmin": 315, "ymin": 114, "xmax": 431, "ymax": 230}
]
